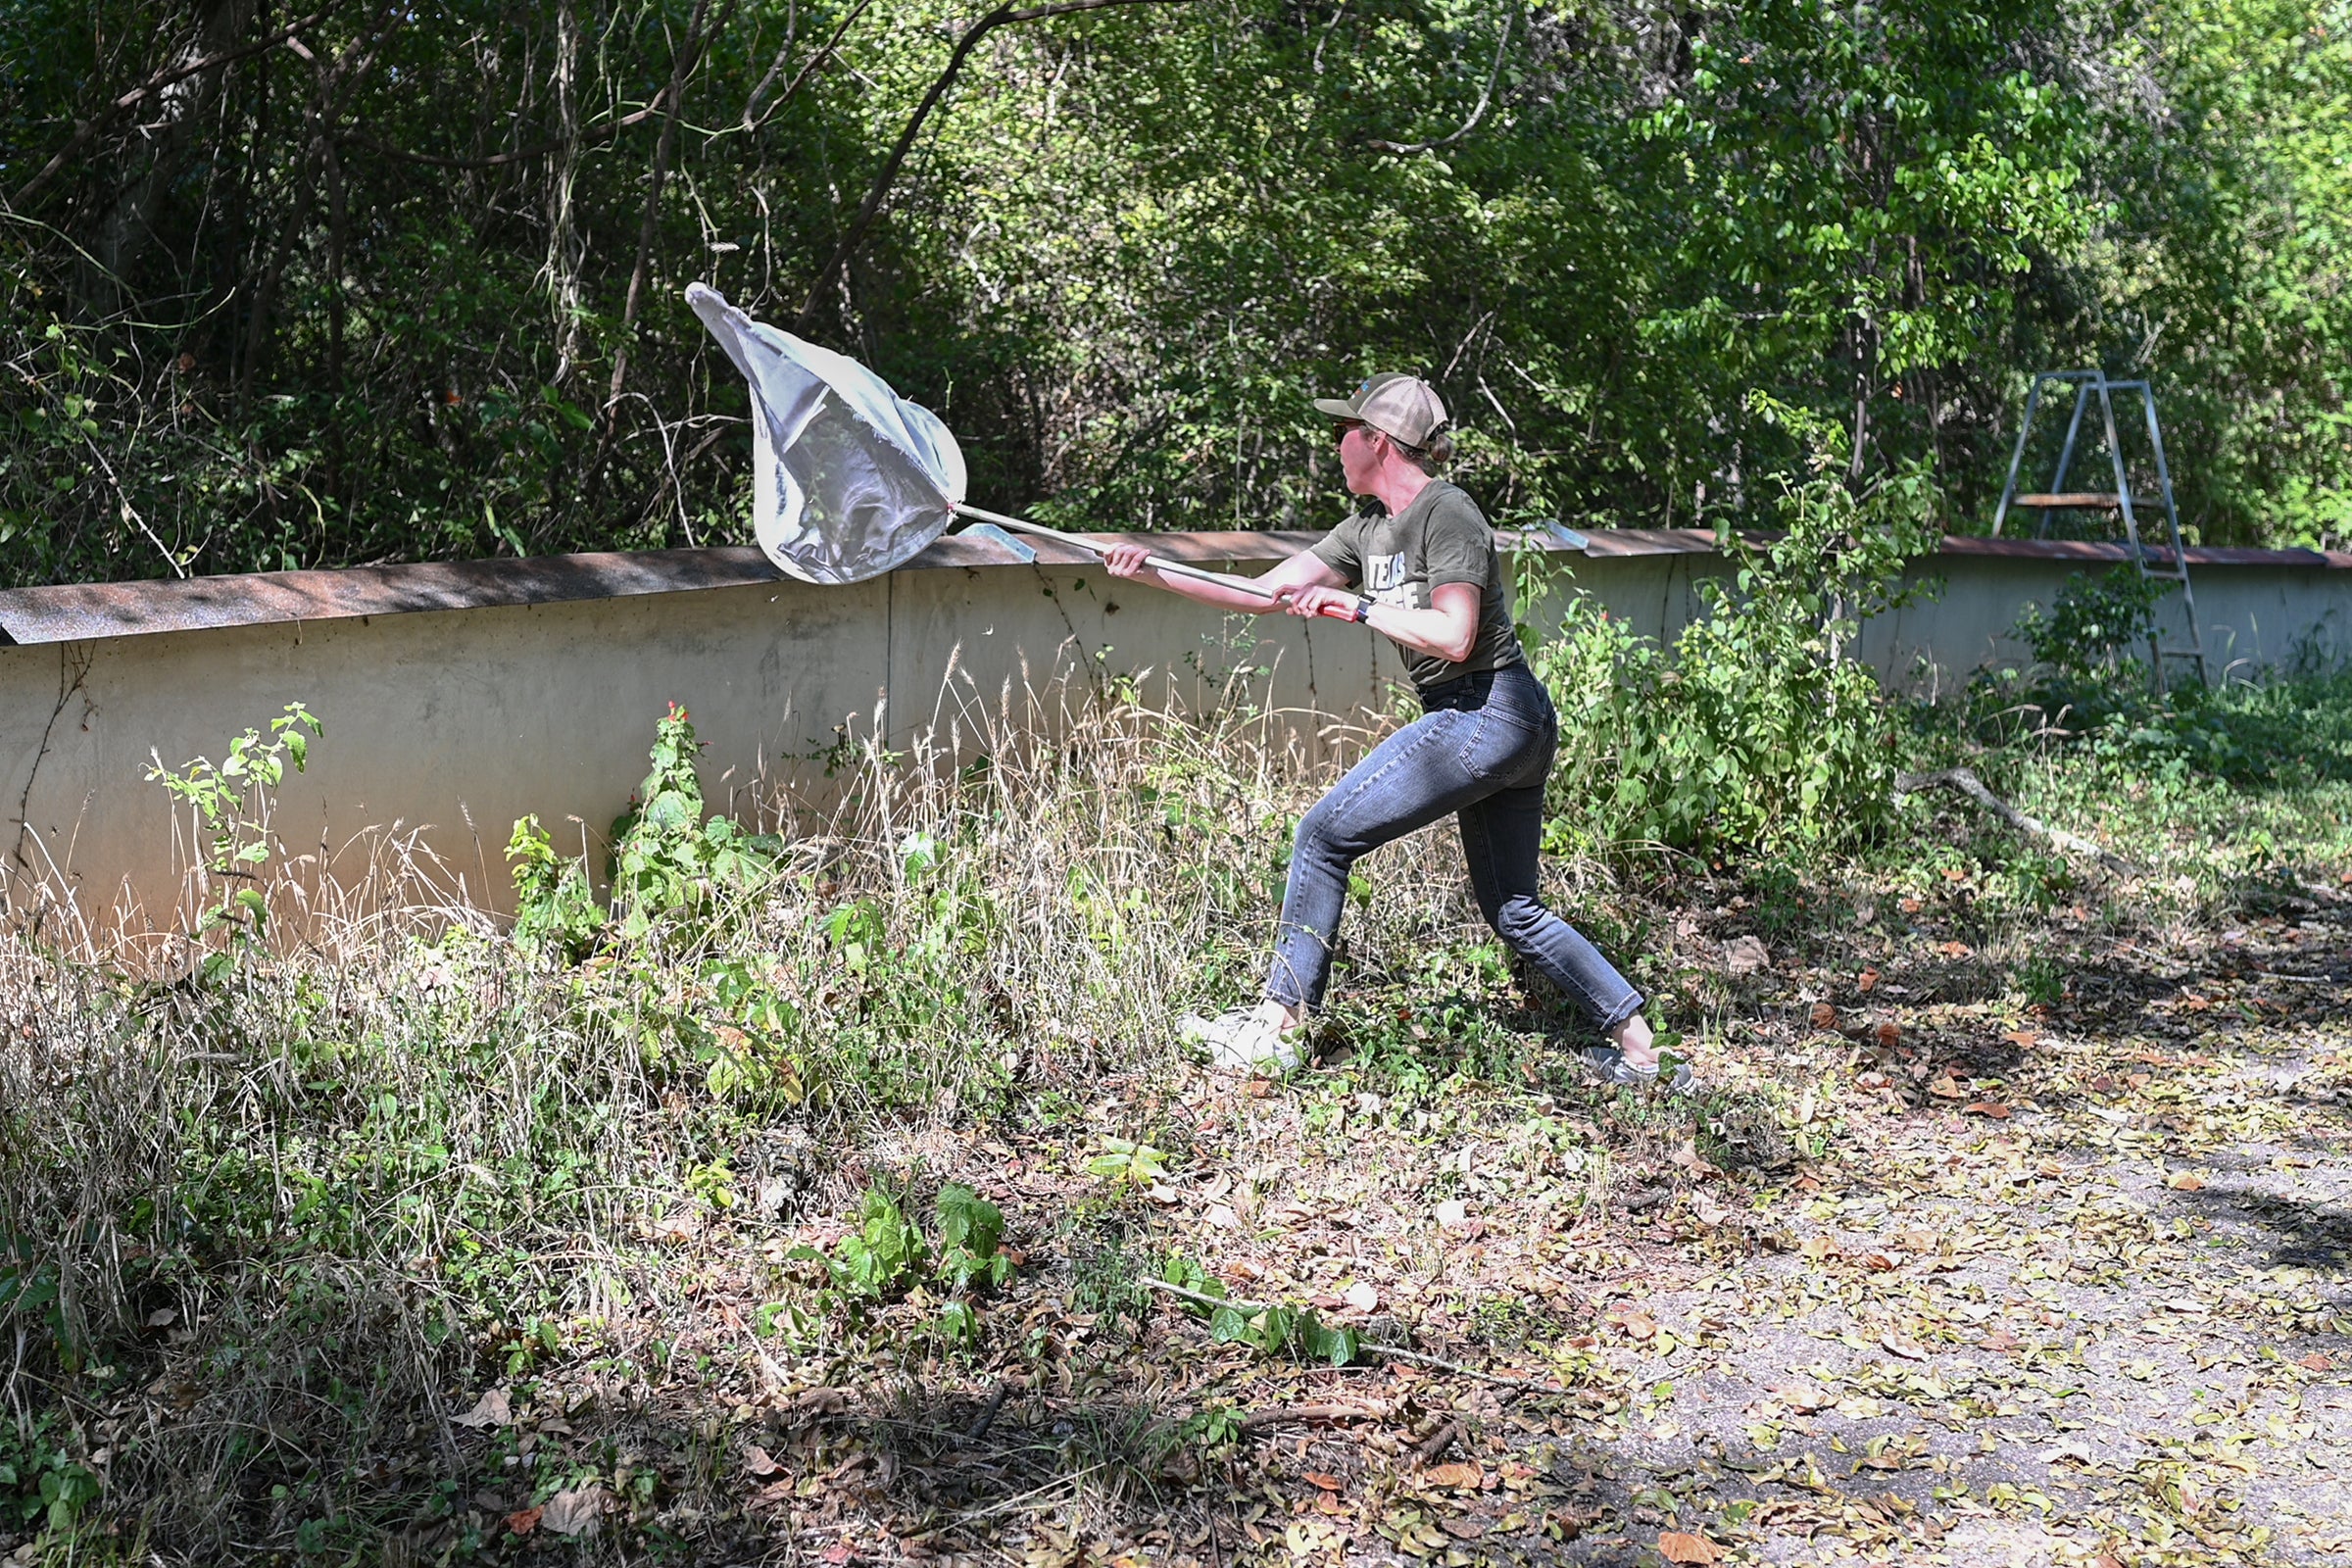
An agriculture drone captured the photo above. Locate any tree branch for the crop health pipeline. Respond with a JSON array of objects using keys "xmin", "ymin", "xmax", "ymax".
[
  {"xmin": 742, "ymin": 0, "xmax": 874, "ymax": 130},
  {"xmin": 334, "ymin": 95, "xmax": 677, "ymax": 171},
  {"xmin": 793, "ymin": 0, "xmax": 1187, "ymax": 333},
  {"xmin": 1362, "ymin": 3, "xmax": 1515, "ymax": 157},
  {"xmin": 1893, "ymin": 766, "xmax": 2142, "ymax": 878},
  {"xmin": 10, "ymin": 9, "xmax": 332, "ymax": 208}
]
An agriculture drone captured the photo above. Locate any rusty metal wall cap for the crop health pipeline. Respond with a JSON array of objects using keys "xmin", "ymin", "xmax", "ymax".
[{"xmin": 1, "ymin": 528, "xmax": 2342, "ymax": 649}]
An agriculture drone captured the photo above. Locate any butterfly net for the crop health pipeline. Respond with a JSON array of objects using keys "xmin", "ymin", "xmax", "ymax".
[{"xmin": 687, "ymin": 283, "xmax": 966, "ymax": 584}]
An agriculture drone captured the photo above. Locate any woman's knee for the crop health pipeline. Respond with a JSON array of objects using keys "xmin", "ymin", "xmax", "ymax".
[
  {"xmin": 1294, "ymin": 798, "xmax": 1353, "ymax": 864},
  {"xmin": 1491, "ymin": 893, "xmax": 1553, "ymax": 949}
]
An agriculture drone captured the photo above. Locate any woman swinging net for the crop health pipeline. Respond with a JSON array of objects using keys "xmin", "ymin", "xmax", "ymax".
[{"xmin": 1102, "ymin": 373, "xmax": 1690, "ymax": 1090}]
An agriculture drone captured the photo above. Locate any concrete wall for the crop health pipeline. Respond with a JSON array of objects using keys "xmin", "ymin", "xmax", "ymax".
[{"xmin": 5, "ymin": 535, "xmax": 2346, "ymax": 931}]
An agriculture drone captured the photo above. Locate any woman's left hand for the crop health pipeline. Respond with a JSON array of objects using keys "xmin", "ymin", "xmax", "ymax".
[{"xmin": 1278, "ymin": 583, "xmax": 1362, "ymax": 620}]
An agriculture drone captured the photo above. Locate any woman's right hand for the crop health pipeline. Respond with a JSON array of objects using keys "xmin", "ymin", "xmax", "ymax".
[{"xmin": 1101, "ymin": 542, "xmax": 1153, "ymax": 579}]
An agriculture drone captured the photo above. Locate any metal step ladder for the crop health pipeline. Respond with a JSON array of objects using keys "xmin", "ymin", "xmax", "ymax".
[{"xmin": 1991, "ymin": 368, "xmax": 2209, "ymax": 691}]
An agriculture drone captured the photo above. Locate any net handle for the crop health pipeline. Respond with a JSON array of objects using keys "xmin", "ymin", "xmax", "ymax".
[{"xmin": 955, "ymin": 504, "xmax": 1358, "ymax": 618}]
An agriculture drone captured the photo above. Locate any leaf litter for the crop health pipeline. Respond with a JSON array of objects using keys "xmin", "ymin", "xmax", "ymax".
[{"xmin": 371, "ymin": 867, "xmax": 2350, "ymax": 1565}]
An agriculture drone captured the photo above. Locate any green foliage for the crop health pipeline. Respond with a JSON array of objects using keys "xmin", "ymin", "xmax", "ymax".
[
  {"xmin": 606, "ymin": 704, "xmax": 780, "ymax": 942},
  {"xmin": 791, "ymin": 1183, "xmax": 1010, "ymax": 1306},
  {"xmin": 1156, "ymin": 1257, "xmax": 1362, "ymax": 1369},
  {"xmin": 506, "ymin": 814, "xmax": 608, "ymax": 962},
  {"xmin": 2011, "ymin": 566, "xmax": 2171, "ymax": 690},
  {"xmin": 1533, "ymin": 435, "xmax": 1938, "ymax": 853},
  {"xmin": 793, "ymin": 1186, "xmax": 930, "ymax": 1301},
  {"xmin": 0, "ymin": 1412, "xmax": 101, "ymax": 1537},
  {"xmin": 13, "ymin": 0, "xmax": 2346, "ymax": 591},
  {"xmin": 143, "ymin": 703, "xmax": 321, "ymax": 978},
  {"xmin": 933, "ymin": 1183, "xmax": 1012, "ymax": 1295},
  {"xmin": 1083, "ymin": 1136, "xmax": 1170, "ymax": 1191}
]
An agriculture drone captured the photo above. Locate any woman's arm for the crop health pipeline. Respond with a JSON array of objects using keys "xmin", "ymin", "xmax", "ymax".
[
  {"xmin": 1100, "ymin": 540, "xmax": 1345, "ymax": 613},
  {"xmin": 1283, "ymin": 580, "xmax": 1482, "ymax": 665}
]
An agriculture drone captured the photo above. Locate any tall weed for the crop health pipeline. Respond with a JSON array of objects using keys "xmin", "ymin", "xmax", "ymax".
[{"xmin": 1533, "ymin": 449, "xmax": 1937, "ymax": 855}]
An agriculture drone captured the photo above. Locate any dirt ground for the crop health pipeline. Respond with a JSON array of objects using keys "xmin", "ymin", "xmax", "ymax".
[{"xmin": 434, "ymin": 879, "xmax": 2351, "ymax": 1568}]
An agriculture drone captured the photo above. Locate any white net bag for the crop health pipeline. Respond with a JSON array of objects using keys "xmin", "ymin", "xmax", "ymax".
[{"xmin": 687, "ymin": 283, "xmax": 967, "ymax": 584}]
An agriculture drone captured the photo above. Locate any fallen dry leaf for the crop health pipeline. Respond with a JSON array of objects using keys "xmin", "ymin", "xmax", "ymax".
[
  {"xmin": 540, "ymin": 1484, "xmax": 609, "ymax": 1538},
  {"xmin": 2299, "ymin": 1352, "xmax": 2333, "ymax": 1372},
  {"xmin": 1440, "ymin": 1517, "xmax": 1485, "ymax": 1540},
  {"xmin": 1857, "ymin": 967, "xmax": 1880, "ymax": 993},
  {"xmin": 1604, "ymin": 1303, "xmax": 1658, "ymax": 1340},
  {"xmin": 1772, "ymin": 1379, "xmax": 1832, "ymax": 1413},
  {"xmin": 1658, "ymin": 1529, "xmax": 1725, "ymax": 1564},
  {"xmin": 506, "ymin": 1507, "xmax": 542, "ymax": 1536},
  {"xmin": 744, "ymin": 1445, "xmax": 783, "ymax": 1478},
  {"xmin": 1875, "ymin": 1021, "xmax": 1901, "ymax": 1049},
  {"xmin": 452, "ymin": 1389, "xmax": 512, "ymax": 1430},
  {"xmin": 1423, "ymin": 1461, "xmax": 1482, "ymax": 1490},
  {"xmin": 1963, "ymin": 1102, "xmax": 2011, "ymax": 1118},
  {"xmin": 2165, "ymin": 1172, "xmax": 2206, "ymax": 1191},
  {"xmin": 1810, "ymin": 1002, "xmax": 1839, "ymax": 1030},
  {"xmin": 1303, "ymin": 1471, "xmax": 1344, "ymax": 1492},
  {"xmin": 1881, "ymin": 1329, "xmax": 1930, "ymax": 1361},
  {"xmin": 1724, "ymin": 935, "xmax": 1771, "ymax": 975}
]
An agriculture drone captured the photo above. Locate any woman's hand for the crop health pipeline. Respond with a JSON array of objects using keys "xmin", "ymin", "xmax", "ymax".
[
  {"xmin": 1278, "ymin": 583, "xmax": 1363, "ymax": 620},
  {"xmin": 1102, "ymin": 541, "xmax": 1153, "ymax": 579}
]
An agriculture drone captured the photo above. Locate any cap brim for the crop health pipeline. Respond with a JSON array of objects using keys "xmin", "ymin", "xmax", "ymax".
[{"xmin": 1310, "ymin": 397, "xmax": 1359, "ymax": 420}]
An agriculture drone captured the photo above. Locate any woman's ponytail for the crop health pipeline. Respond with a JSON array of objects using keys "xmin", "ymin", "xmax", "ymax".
[{"xmin": 1397, "ymin": 423, "xmax": 1453, "ymax": 471}]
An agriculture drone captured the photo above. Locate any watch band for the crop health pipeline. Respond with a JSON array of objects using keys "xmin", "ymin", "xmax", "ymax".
[{"xmin": 1353, "ymin": 596, "xmax": 1374, "ymax": 623}]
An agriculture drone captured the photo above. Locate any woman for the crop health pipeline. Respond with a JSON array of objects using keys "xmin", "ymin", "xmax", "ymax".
[{"xmin": 1102, "ymin": 372, "xmax": 1688, "ymax": 1090}]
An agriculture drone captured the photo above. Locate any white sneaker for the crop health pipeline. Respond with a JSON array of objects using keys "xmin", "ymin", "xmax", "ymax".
[{"xmin": 1180, "ymin": 1007, "xmax": 1307, "ymax": 1074}]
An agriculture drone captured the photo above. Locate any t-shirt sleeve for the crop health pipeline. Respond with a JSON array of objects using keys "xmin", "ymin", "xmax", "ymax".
[
  {"xmin": 1309, "ymin": 514, "xmax": 1364, "ymax": 583},
  {"xmin": 1421, "ymin": 491, "xmax": 1494, "ymax": 590}
]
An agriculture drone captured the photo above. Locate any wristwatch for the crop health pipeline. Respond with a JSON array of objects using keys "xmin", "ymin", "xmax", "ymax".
[{"xmin": 1352, "ymin": 595, "xmax": 1374, "ymax": 623}]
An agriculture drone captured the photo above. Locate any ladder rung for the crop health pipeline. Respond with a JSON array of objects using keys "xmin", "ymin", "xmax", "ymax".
[{"xmin": 2016, "ymin": 492, "xmax": 2125, "ymax": 509}]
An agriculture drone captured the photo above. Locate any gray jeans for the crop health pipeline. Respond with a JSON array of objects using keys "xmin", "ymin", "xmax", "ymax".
[{"xmin": 1266, "ymin": 662, "xmax": 1644, "ymax": 1030}]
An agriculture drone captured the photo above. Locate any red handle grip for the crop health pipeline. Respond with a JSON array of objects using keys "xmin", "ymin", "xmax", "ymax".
[{"xmin": 1316, "ymin": 598, "xmax": 1368, "ymax": 623}]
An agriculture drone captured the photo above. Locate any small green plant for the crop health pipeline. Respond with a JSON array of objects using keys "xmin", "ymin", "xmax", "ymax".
[
  {"xmin": 507, "ymin": 814, "xmax": 607, "ymax": 961},
  {"xmin": 1156, "ymin": 1256, "xmax": 1361, "ymax": 1368},
  {"xmin": 145, "ymin": 702, "xmax": 321, "ymax": 979},
  {"xmin": 2013, "ymin": 566, "xmax": 2170, "ymax": 689},
  {"xmin": 792, "ymin": 1186, "xmax": 928, "ymax": 1301},
  {"xmin": 934, "ymin": 1183, "xmax": 1011, "ymax": 1294},
  {"xmin": 1085, "ymin": 1136, "xmax": 1170, "ymax": 1190},
  {"xmin": 0, "ymin": 1412, "xmax": 101, "ymax": 1536},
  {"xmin": 607, "ymin": 704, "xmax": 780, "ymax": 941},
  {"xmin": 792, "ymin": 1183, "xmax": 1011, "ymax": 1312}
]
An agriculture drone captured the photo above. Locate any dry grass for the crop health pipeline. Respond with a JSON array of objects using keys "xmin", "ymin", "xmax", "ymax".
[{"xmin": 0, "ymin": 665, "xmax": 2345, "ymax": 1563}]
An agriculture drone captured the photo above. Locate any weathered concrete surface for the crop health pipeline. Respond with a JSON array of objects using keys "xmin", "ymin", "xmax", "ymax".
[{"xmin": 4, "ymin": 533, "xmax": 2347, "ymax": 927}]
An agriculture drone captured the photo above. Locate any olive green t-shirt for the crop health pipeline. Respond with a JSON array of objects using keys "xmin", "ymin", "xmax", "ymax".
[{"xmin": 1308, "ymin": 481, "xmax": 1521, "ymax": 691}]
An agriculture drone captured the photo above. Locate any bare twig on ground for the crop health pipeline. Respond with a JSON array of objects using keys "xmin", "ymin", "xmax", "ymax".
[
  {"xmin": 1411, "ymin": 1419, "xmax": 1462, "ymax": 1464},
  {"xmin": 1894, "ymin": 766, "xmax": 2143, "ymax": 877},
  {"xmin": 1237, "ymin": 1401, "xmax": 1390, "ymax": 1432},
  {"xmin": 964, "ymin": 1380, "xmax": 1012, "ymax": 1441}
]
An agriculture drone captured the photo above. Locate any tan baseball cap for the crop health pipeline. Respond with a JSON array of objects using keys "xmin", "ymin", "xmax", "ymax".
[{"xmin": 1312, "ymin": 372, "xmax": 1448, "ymax": 449}]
